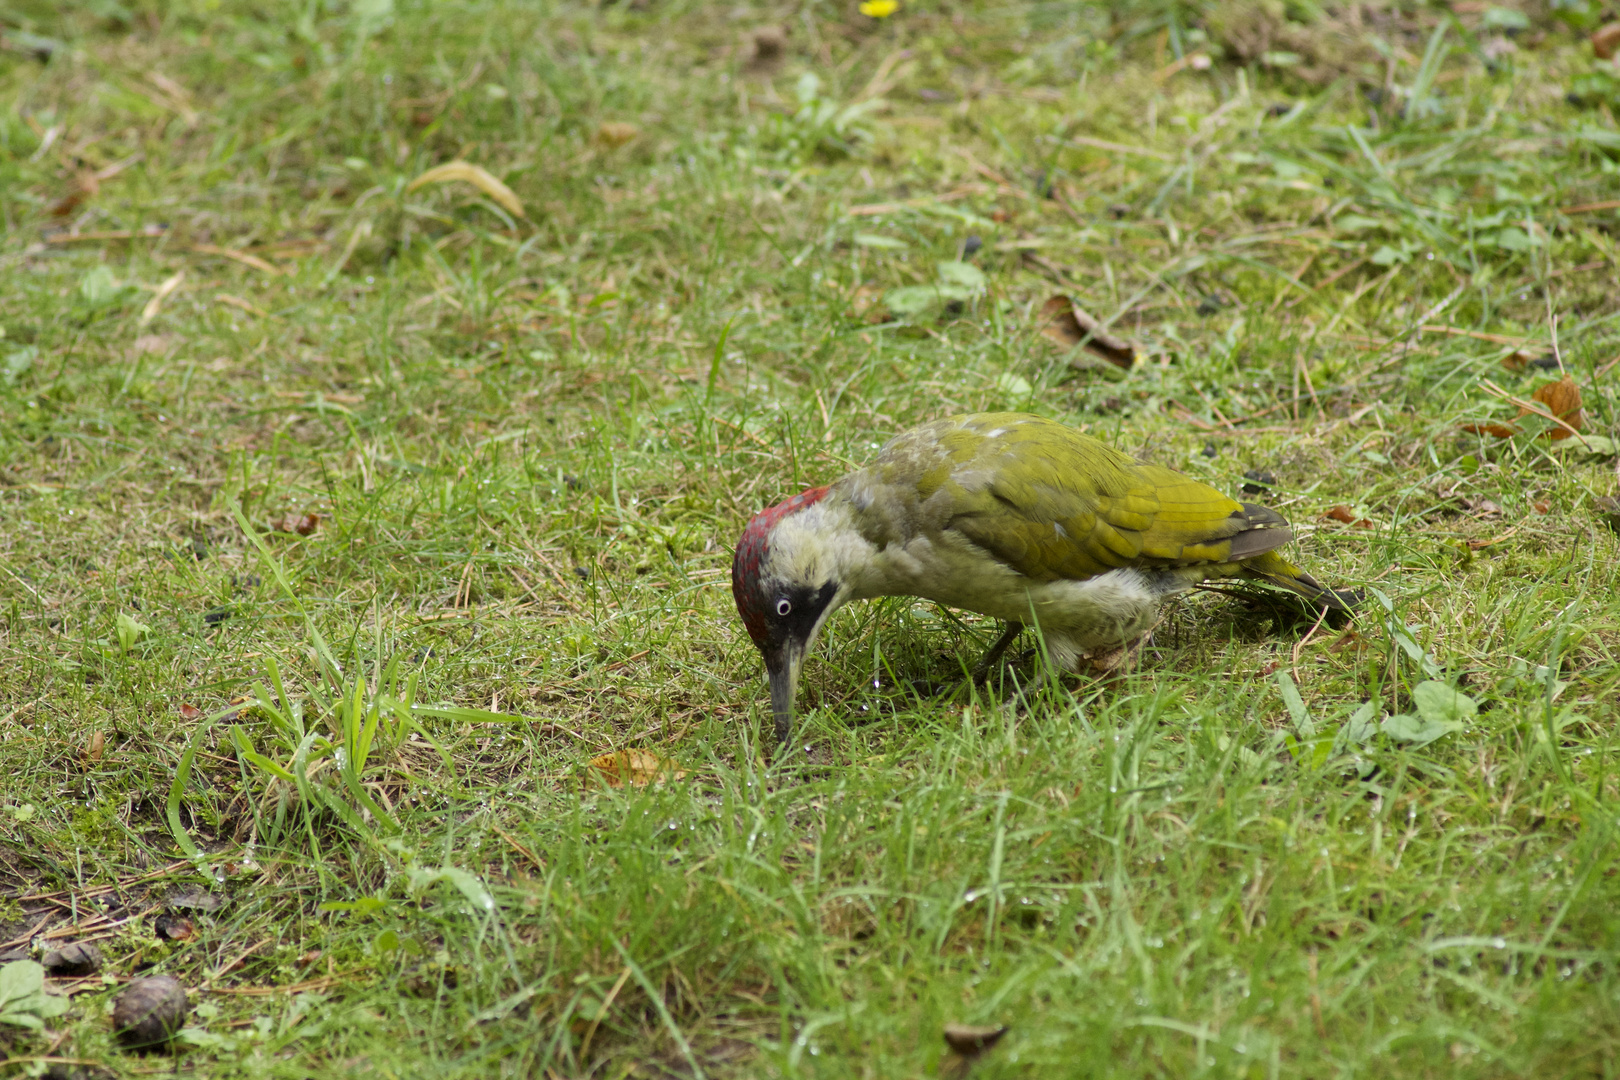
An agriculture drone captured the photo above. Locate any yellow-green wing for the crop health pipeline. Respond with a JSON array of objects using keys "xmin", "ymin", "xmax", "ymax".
[{"xmin": 885, "ymin": 413, "xmax": 1291, "ymax": 581}]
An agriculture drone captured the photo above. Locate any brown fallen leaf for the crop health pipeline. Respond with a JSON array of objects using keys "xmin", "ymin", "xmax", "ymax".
[
  {"xmin": 1533, "ymin": 499, "xmax": 1551, "ymax": 514},
  {"xmin": 1038, "ymin": 294, "xmax": 1135, "ymax": 369},
  {"xmin": 268, "ymin": 512, "xmax": 321, "ymax": 536},
  {"xmin": 1594, "ymin": 21, "xmax": 1620, "ymax": 60},
  {"xmin": 51, "ymin": 171, "xmax": 100, "ymax": 218},
  {"xmin": 178, "ymin": 703, "xmax": 202, "ymax": 721},
  {"xmin": 1327, "ymin": 630, "xmax": 1370, "ymax": 654},
  {"xmin": 1467, "ymin": 524, "xmax": 1521, "ymax": 550},
  {"xmin": 1526, "ymin": 376, "xmax": 1582, "ymax": 440},
  {"xmin": 595, "ymin": 121, "xmax": 640, "ymax": 148},
  {"xmin": 1500, "ymin": 350, "xmax": 1526, "ymax": 373},
  {"xmin": 86, "ymin": 730, "xmax": 105, "ymax": 763},
  {"xmin": 1459, "ymin": 421, "xmax": 1520, "ymax": 439},
  {"xmin": 588, "ymin": 749, "xmax": 686, "ymax": 788},
  {"xmin": 153, "ymin": 913, "xmax": 195, "ymax": 942},
  {"xmin": 406, "ymin": 161, "xmax": 527, "ymax": 219},
  {"xmin": 1321, "ymin": 505, "xmax": 1373, "ymax": 528}
]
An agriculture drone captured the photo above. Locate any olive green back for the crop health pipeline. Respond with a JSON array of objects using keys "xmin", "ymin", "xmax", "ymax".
[{"xmin": 846, "ymin": 413, "xmax": 1291, "ymax": 582}]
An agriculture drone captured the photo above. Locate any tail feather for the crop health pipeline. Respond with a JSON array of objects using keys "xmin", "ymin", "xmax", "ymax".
[{"xmin": 1240, "ymin": 551, "xmax": 1360, "ymax": 611}]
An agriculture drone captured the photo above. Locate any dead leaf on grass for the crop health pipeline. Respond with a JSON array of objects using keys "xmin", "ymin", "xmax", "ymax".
[
  {"xmin": 178, "ymin": 703, "xmax": 202, "ymax": 721},
  {"xmin": 51, "ymin": 171, "xmax": 100, "ymax": 218},
  {"xmin": 595, "ymin": 121, "xmax": 640, "ymax": 148},
  {"xmin": 1322, "ymin": 505, "xmax": 1373, "ymax": 528},
  {"xmin": 1038, "ymin": 295, "xmax": 1134, "ymax": 369},
  {"xmin": 588, "ymin": 749, "xmax": 685, "ymax": 788},
  {"xmin": 1593, "ymin": 21, "xmax": 1620, "ymax": 60},
  {"xmin": 1459, "ymin": 421, "xmax": 1520, "ymax": 439},
  {"xmin": 85, "ymin": 730, "xmax": 105, "ymax": 763},
  {"xmin": 1327, "ymin": 630, "xmax": 1370, "ymax": 654},
  {"xmin": 405, "ymin": 161, "xmax": 526, "ymax": 219},
  {"xmin": 268, "ymin": 512, "xmax": 321, "ymax": 536},
  {"xmin": 1527, "ymin": 376, "xmax": 1582, "ymax": 439}
]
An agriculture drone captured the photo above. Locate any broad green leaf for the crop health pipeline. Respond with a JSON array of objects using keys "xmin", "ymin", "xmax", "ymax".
[
  {"xmin": 935, "ymin": 260, "xmax": 985, "ymax": 289},
  {"xmin": 1382, "ymin": 712, "xmax": 1461, "ymax": 748},
  {"xmin": 408, "ymin": 867, "xmax": 495, "ymax": 912},
  {"xmin": 1275, "ymin": 670, "xmax": 1314, "ymax": 737},
  {"xmin": 1411, "ymin": 680, "xmax": 1479, "ymax": 725},
  {"xmin": 853, "ymin": 233, "xmax": 906, "ymax": 249}
]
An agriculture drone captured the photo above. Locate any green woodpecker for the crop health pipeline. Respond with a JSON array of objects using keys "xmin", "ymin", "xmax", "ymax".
[{"xmin": 732, "ymin": 412, "xmax": 1352, "ymax": 744}]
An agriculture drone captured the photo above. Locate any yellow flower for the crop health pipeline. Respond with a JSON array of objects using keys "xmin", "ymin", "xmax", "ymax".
[{"xmin": 859, "ymin": 0, "xmax": 899, "ymax": 17}]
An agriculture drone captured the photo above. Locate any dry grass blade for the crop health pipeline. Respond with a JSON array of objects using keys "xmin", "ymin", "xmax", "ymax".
[
  {"xmin": 192, "ymin": 244, "xmax": 282, "ymax": 276},
  {"xmin": 140, "ymin": 271, "xmax": 186, "ymax": 325},
  {"xmin": 406, "ymin": 161, "xmax": 526, "ymax": 218},
  {"xmin": 215, "ymin": 293, "xmax": 269, "ymax": 318}
]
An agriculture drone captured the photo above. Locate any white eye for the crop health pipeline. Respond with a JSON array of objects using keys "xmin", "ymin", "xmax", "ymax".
[{"xmin": 775, "ymin": 598, "xmax": 792, "ymax": 617}]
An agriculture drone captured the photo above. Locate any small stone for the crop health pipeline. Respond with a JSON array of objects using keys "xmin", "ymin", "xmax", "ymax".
[
  {"xmin": 1242, "ymin": 469, "xmax": 1278, "ymax": 495},
  {"xmin": 113, "ymin": 975, "xmax": 188, "ymax": 1050},
  {"xmin": 943, "ymin": 1022, "xmax": 1010, "ymax": 1055},
  {"xmin": 42, "ymin": 942, "xmax": 103, "ymax": 977},
  {"xmin": 1595, "ymin": 495, "xmax": 1620, "ymax": 533}
]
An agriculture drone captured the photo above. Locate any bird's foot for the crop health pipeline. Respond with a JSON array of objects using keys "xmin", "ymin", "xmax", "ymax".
[{"xmin": 971, "ymin": 623, "xmax": 1025, "ymax": 685}]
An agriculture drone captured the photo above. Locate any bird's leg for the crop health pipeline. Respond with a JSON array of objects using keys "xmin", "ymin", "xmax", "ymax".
[{"xmin": 972, "ymin": 622, "xmax": 1024, "ymax": 684}]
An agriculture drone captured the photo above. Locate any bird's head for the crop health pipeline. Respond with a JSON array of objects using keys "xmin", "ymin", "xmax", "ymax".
[{"xmin": 731, "ymin": 485, "xmax": 849, "ymax": 746}]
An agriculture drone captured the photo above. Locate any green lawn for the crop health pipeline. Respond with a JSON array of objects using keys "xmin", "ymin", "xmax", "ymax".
[{"xmin": 2, "ymin": 0, "xmax": 1619, "ymax": 1076}]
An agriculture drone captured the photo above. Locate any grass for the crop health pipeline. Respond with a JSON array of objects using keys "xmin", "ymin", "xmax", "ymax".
[{"xmin": 2, "ymin": 0, "xmax": 1620, "ymax": 1075}]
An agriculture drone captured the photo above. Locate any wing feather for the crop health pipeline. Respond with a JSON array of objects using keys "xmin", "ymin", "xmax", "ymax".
[{"xmin": 857, "ymin": 413, "xmax": 1293, "ymax": 582}]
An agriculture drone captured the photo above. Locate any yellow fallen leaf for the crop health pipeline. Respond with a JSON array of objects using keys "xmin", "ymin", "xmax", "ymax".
[
  {"xmin": 860, "ymin": 0, "xmax": 899, "ymax": 17},
  {"xmin": 595, "ymin": 122, "xmax": 639, "ymax": 148},
  {"xmin": 405, "ymin": 161, "xmax": 526, "ymax": 219},
  {"xmin": 139, "ymin": 271, "xmax": 186, "ymax": 325},
  {"xmin": 588, "ymin": 749, "xmax": 685, "ymax": 788}
]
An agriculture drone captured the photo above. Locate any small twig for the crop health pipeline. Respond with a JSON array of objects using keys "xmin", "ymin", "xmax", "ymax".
[
  {"xmin": 1291, "ymin": 604, "xmax": 1332, "ymax": 681},
  {"xmin": 201, "ymin": 939, "xmax": 272, "ymax": 990},
  {"xmin": 1285, "ymin": 257, "xmax": 1366, "ymax": 307},
  {"xmin": 1419, "ymin": 325, "xmax": 1529, "ymax": 345},
  {"xmin": 491, "ymin": 822, "xmax": 545, "ymax": 874}
]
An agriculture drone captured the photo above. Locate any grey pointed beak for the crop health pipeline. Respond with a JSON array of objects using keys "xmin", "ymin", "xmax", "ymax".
[{"xmin": 767, "ymin": 641, "xmax": 805, "ymax": 747}]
